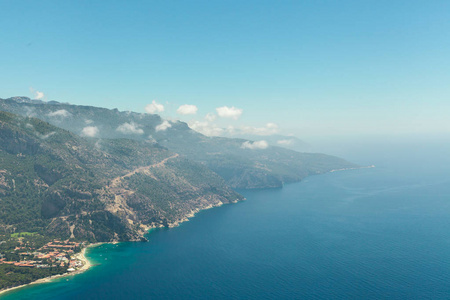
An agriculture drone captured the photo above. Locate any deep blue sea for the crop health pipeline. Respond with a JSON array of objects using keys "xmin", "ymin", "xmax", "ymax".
[{"xmin": 2, "ymin": 139, "xmax": 450, "ymax": 299}]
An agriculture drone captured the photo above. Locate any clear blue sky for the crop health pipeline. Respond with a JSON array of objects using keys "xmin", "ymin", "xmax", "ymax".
[{"xmin": 1, "ymin": 0, "xmax": 449, "ymax": 137}]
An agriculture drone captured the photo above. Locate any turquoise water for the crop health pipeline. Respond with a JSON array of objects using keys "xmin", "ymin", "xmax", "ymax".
[{"xmin": 2, "ymin": 141, "xmax": 450, "ymax": 299}]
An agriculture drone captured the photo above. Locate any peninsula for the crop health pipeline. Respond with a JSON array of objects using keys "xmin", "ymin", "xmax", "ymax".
[{"xmin": 0, "ymin": 97, "xmax": 357, "ymax": 292}]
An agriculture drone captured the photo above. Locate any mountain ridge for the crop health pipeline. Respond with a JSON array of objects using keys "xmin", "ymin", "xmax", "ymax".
[
  {"xmin": 0, "ymin": 96, "xmax": 357, "ymax": 189},
  {"xmin": 0, "ymin": 110, "xmax": 242, "ymax": 242}
]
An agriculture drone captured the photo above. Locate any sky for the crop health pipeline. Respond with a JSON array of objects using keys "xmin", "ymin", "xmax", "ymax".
[{"xmin": 1, "ymin": 0, "xmax": 450, "ymax": 139}]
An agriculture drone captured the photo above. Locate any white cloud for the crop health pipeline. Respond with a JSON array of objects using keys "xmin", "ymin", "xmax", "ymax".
[
  {"xmin": 177, "ymin": 104, "xmax": 198, "ymax": 115},
  {"xmin": 240, "ymin": 123, "xmax": 279, "ymax": 136},
  {"xmin": 226, "ymin": 125, "xmax": 235, "ymax": 135},
  {"xmin": 241, "ymin": 140, "xmax": 269, "ymax": 150},
  {"xmin": 85, "ymin": 119, "xmax": 94, "ymax": 124},
  {"xmin": 40, "ymin": 132, "xmax": 56, "ymax": 140},
  {"xmin": 216, "ymin": 106, "xmax": 243, "ymax": 120},
  {"xmin": 189, "ymin": 120, "xmax": 224, "ymax": 136},
  {"xmin": 30, "ymin": 87, "xmax": 45, "ymax": 100},
  {"xmin": 155, "ymin": 120, "xmax": 172, "ymax": 132},
  {"xmin": 145, "ymin": 100, "xmax": 165, "ymax": 114},
  {"xmin": 116, "ymin": 122, "xmax": 144, "ymax": 135},
  {"xmin": 47, "ymin": 109, "xmax": 71, "ymax": 118},
  {"xmin": 205, "ymin": 113, "xmax": 217, "ymax": 122},
  {"xmin": 35, "ymin": 91, "xmax": 44, "ymax": 99},
  {"xmin": 81, "ymin": 126, "xmax": 99, "ymax": 137},
  {"xmin": 277, "ymin": 139, "xmax": 294, "ymax": 146}
]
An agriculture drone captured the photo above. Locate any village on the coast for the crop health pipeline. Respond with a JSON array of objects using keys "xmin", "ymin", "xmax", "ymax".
[{"xmin": 0, "ymin": 237, "xmax": 87, "ymax": 272}]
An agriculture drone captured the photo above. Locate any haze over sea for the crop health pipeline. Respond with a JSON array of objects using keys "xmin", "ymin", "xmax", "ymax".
[{"xmin": 3, "ymin": 137, "xmax": 450, "ymax": 300}]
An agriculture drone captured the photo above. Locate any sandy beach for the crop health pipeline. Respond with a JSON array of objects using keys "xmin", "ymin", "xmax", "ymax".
[
  {"xmin": 0, "ymin": 208, "xmax": 224, "ymax": 297},
  {"xmin": 0, "ymin": 245, "xmax": 95, "ymax": 297}
]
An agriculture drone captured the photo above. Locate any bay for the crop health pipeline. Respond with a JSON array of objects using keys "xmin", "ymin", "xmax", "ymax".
[{"xmin": 3, "ymin": 140, "xmax": 450, "ymax": 299}]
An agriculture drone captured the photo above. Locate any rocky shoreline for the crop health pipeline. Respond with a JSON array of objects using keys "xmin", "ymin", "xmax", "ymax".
[{"xmin": 0, "ymin": 198, "xmax": 245, "ymax": 296}]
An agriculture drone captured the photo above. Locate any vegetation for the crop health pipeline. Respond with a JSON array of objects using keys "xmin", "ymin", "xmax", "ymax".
[
  {"xmin": 10, "ymin": 232, "xmax": 36, "ymax": 238},
  {"xmin": 0, "ymin": 233, "xmax": 75, "ymax": 290},
  {"xmin": 0, "ymin": 264, "xmax": 67, "ymax": 290},
  {"xmin": 0, "ymin": 97, "xmax": 357, "ymax": 189},
  {"xmin": 0, "ymin": 110, "xmax": 242, "ymax": 242},
  {"xmin": 0, "ymin": 97, "xmax": 356, "ymax": 292}
]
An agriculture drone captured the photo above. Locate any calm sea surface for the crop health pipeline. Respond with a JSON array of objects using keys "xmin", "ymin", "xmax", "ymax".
[{"xmin": 3, "ymin": 140, "xmax": 450, "ymax": 299}]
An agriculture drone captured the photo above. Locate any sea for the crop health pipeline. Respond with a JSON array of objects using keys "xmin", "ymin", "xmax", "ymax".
[{"xmin": 2, "ymin": 137, "xmax": 450, "ymax": 299}]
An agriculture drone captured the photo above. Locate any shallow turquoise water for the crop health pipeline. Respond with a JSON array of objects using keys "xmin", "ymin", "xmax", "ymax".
[{"xmin": 3, "ymin": 142, "xmax": 450, "ymax": 299}]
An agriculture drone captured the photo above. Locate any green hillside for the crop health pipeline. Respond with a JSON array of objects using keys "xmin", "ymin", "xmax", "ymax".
[
  {"xmin": 0, "ymin": 97, "xmax": 357, "ymax": 189},
  {"xmin": 0, "ymin": 111, "xmax": 242, "ymax": 242}
]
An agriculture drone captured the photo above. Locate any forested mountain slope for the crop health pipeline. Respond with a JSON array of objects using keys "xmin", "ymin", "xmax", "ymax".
[
  {"xmin": 0, "ymin": 97, "xmax": 357, "ymax": 188},
  {"xmin": 0, "ymin": 111, "xmax": 242, "ymax": 242}
]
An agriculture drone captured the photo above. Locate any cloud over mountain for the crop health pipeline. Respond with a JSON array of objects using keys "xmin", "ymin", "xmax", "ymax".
[
  {"xmin": 47, "ymin": 109, "xmax": 71, "ymax": 118},
  {"xmin": 156, "ymin": 120, "xmax": 172, "ymax": 132},
  {"xmin": 145, "ymin": 100, "xmax": 164, "ymax": 114},
  {"xmin": 81, "ymin": 126, "xmax": 99, "ymax": 137},
  {"xmin": 116, "ymin": 122, "xmax": 144, "ymax": 135},
  {"xmin": 241, "ymin": 140, "xmax": 269, "ymax": 150},
  {"xmin": 177, "ymin": 104, "xmax": 198, "ymax": 115},
  {"xmin": 189, "ymin": 120, "xmax": 224, "ymax": 136},
  {"xmin": 30, "ymin": 87, "xmax": 45, "ymax": 100},
  {"xmin": 205, "ymin": 113, "xmax": 217, "ymax": 122},
  {"xmin": 277, "ymin": 139, "xmax": 294, "ymax": 146},
  {"xmin": 216, "ymin": 106, "xmax": 242, "ymax": 119},
  {"xmin": 240, "ymin": 123, "xmax": 279, "ymax": 136}
]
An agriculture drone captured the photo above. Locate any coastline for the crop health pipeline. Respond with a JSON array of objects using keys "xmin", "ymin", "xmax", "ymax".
[
  {"xmin": 0, "ymin": 197, "xmax": 247, "ymax": 298},
  {"xmin": 0, "ymin": 173, "xmax": 343, "ymax": 297},
  {"xmin": 0, "ymin": 201, "xmax": 236, "ymax": 297},
  {"xmin": 0, "ymin": 244, "xmax": 96, "ymax": 297},
  {"xmin": 329, "ymin": 165, "xmax": 375, "ymax": 173}
]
